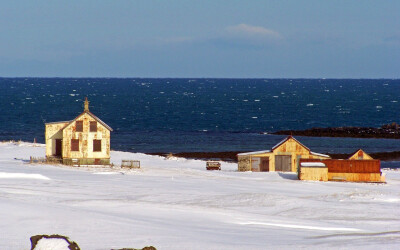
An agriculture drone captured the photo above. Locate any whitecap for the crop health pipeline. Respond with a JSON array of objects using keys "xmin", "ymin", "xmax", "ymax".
[
  {"xmin": 306, "ymin": 104, "xmax": 314, "ymax": 106},
  {"xmin": 376, "ymin": 106, "xmax": 382, "ymax": 109},
  {"xmin": 254, "ymin": 100, "xmax": 260, "ymax": 102},
  {"xmin": 252, "ymin": 117, "xmax": 258, "ymax": 119},
  {"xmin": 273, "ymin": 96, "xmax": 279, "ymax": 98}
]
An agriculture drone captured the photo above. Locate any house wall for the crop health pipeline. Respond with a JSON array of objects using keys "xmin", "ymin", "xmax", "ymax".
[
  {"xmin": 45, "ymin": 122, "xmax": 69, "ymax": 157},
  {"xmin": 62, "ymin": 113, "xmax": 110, "ymax": 163}
]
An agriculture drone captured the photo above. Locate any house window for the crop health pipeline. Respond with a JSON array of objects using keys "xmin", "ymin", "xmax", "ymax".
[
  {"xmin": 71, "ymin": 139, "xmax": 79, "ymax": 151},
  {"xmin": 90, "ymin": 121, "xmax": 97, "ymax": 132},
  {"xmin": 93, "ymin": 139, "xmax": 101, "ymax": 152},
  {"xmin": 76, "ymin": 121, "xmax": 83, "ymax": 132}
]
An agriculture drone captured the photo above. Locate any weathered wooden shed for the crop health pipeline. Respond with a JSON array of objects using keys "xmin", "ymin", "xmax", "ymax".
[
  {"xmin": 237, "ymin": 136, "xmax": 330, "ymax": 172},
  {"xmin": 299, "ymin": 157, "xmax": 384, "ymax": 183},
  {"xmin": 45, "ymin": 98, "xmax": 113, "ymax": 165}
]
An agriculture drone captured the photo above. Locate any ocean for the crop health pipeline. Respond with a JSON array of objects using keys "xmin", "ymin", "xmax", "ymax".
[{"xmin": 1, "ymin": 78, "xmax": 400, "ymax": 167}]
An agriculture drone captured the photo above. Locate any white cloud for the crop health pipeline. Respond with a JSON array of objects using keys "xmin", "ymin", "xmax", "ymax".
[{"xmin": 226, "ymin": 24, "xmax": 282, "ymax": 39}]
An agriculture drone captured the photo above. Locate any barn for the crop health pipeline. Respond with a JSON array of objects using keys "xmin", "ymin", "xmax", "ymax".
[
  {"xmin": 45, "ymin": 98, "xmax": 113, "ymax": 165},
  {"xmin": 237, "ymin": 136, "xmax": 330, "ymax": 172}
]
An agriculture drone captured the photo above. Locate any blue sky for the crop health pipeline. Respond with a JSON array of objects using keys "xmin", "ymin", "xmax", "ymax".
[{"xmin": 0, "ymin": 1, "xmax": 399, "ymax": 78}]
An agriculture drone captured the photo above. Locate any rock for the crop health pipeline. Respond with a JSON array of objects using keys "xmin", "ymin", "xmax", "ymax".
[{"xmin": 30, "ymin": 234, "xmax": 80, "ymax": 250}]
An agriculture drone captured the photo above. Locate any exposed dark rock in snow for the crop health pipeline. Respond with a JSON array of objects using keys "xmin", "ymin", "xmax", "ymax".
[{"xmin": 30, "ymin": 234, "xmax": 80, "ymax": 250}]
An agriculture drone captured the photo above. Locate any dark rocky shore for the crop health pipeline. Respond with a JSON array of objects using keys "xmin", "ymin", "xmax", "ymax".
[
  {"xmin": 150, "ymin": 151, "xmax": 400, "ymax": 162},
  {"xmin": 272, "ymin": 122, "xmax": 400, "ymax": 139}
]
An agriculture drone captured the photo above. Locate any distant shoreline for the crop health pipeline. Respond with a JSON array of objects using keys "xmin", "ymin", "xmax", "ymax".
[
  {"xmin": 149, "ymin": 151, "xmax": 400, "ymax": 162},
  {"xmin": 272, "ymin": 124, "xmax": 400, "ymax": 139}
]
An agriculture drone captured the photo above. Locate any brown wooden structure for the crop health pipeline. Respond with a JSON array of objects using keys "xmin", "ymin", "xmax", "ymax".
[
  {"xmin": 206, "ymin": 161, "xmax": 221, "ymax": 170},
  {"xmin": 299, "ymin": 157, "xmax": 384, "ymax": 182},
  {"xmin": 237, "ymin": 136, "xmax": 330, "ymax": 172}
]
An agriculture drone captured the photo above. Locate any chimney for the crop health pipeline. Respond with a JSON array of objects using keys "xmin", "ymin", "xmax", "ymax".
[{"xmin": 84, "ymin": 97, "xmax": 89, "ymax": 112}]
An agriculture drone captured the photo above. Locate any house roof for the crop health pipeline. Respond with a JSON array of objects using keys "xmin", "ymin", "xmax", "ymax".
[
  {"xmin": 271, "ymin": 135, "xmax": 310, "ymax": 152},
  {"xmin": 62, "ymin": 111, "xmax": 113, "ymax": 132}
]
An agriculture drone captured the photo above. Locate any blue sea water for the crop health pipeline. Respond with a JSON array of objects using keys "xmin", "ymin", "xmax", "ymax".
[{"xmin": 1, "ymin": 78, "xmax": 400, "ymax": 166}]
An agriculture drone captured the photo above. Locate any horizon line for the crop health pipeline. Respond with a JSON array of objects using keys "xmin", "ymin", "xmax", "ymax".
[{"xmin": 1, "ymin": 76, "xmax": 399, "ymax": 80}]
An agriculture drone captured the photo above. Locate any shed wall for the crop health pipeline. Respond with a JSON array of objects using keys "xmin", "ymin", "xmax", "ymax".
[{"xmin": 299, "ymin": 167, "xmax": 328, "ymax": 181}]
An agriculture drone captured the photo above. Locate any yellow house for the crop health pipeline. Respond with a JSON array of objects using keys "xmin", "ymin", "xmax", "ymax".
[
  {"xmin": 45, "ymin": 98, "xmax": 113, "ymax": 165},
  {"xmin": 348, "ymin": 149, "xmax": 373, "ymax": 160},
  {"xmin": 237, "ymin": 136, "xmax": 330, "ymax": 172}
]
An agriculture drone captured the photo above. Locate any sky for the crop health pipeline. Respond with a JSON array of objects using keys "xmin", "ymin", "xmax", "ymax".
[{"xmin": 0, "ymin": 1, "xmax": 399, "ymax": 78}]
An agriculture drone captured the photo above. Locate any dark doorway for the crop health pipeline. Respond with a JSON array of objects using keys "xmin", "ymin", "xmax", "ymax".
[
  {"xmin": 260, "ymin": 157, "xmax": 269, "ymax": 172},
  {"xmin": 275, "ymin": 155, "xmax": 292, "ymax": 172},
  {"xmin": 55, "ymin": 139, "xmax": 62, "ymax": 156}
]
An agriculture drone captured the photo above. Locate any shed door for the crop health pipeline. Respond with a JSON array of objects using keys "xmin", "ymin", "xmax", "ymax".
[
  {"xmin": 251, "ymin": 157, "xmax": 261, "ymax": 172},
  {"xmin": 260, "ymin": 157, "xmax": 269, "ymax": 172},
  {"xmin": 275, "ymin": 155, "xmax": 291, "ymax": 172},
  {"xmin": 55, "ymin": 139, "xmax": 62, "ymax": 156}
]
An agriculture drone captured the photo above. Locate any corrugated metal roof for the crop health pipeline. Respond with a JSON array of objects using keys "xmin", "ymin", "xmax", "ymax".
[
  {"xmin": 310, "ymin": 151, "xmax": 330, "ymax": 158},
  {"xmin": 237, "ymin": 150, "xmax": 271, "ymax": 156}
]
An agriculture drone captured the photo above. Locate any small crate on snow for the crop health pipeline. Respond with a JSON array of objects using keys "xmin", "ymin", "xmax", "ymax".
[
  {"xmin": 206, "ymin": 161, "xmax": 221, "ymax": 170},
  {"xmin": 121, "ymin": 160, "xmax": 141, "ymax": 169}
]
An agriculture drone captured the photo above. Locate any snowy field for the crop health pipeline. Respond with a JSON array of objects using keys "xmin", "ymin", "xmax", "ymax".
[{"xmin": 1, "ymin": 142, "xmax": 400, "ymax": 250}]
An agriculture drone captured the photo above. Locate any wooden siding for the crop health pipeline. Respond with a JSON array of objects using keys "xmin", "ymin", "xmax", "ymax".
[
  {"xmin": 300, "ymin": 159, "xmax": 381, "ymax": 173},
  {"xmin": 328, "ymin": 173, "xmax": 382, "ymax": 182},
  {"xmin": 299, "ymin": 166, "xmax": 328, "ymax": 181}
]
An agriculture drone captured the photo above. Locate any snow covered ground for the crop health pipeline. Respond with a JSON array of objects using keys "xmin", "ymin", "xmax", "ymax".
[{"xmin": 1, "ymin": 141, "xmax": 400, "ymax": 250}]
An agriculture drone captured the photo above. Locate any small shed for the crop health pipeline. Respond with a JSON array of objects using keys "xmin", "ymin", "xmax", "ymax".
[
  {"xmin": 299, "ymin": 157, "xmax": 384, "ymax": 183},
  {"xmin": 299, "ymin": 162, "xmax": 328, "ymax": 181},
  {"xmin": 45, "ymin": 98, "xmax": 113, "ymax": 165},
  {"xmin": 237, "ymin": 136, "xmax": 330, "ymax": 172}
]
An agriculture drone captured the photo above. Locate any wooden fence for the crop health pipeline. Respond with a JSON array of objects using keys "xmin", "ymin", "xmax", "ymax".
[{"xmin": 121, "ymin": 160, "xmax": 141, "ymax": 169}]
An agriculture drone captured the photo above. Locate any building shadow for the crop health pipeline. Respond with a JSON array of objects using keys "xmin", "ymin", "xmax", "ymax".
[{"xmin": 278, "ymin": 172, "xmax": 298, "ymax": 180}]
